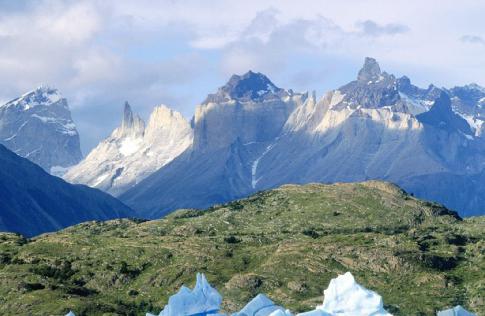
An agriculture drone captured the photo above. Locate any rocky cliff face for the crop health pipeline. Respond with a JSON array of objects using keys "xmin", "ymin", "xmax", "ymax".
[
  {"xmin": 0, "ymin": 86, "xmax": 82, "ymax": 174},
  {"xmin": 64, "ymin": 102, "xmax": 192, "ymax": 196},
  {"xmin": 121, "ymin": 72, "xmax": 306, "ymax": 217},
  {"xmin": 193, "ymin": 71, "xmax": 305, "ymax": 152},
  {"xmin": 121, "ymin": 58, "xmax": 485, "ymax": 218}
]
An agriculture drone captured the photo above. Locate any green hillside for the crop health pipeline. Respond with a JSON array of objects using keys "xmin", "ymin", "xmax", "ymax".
[{"xmin": 0, "ymin": 181, "xmax": 483, "ymax": 316}]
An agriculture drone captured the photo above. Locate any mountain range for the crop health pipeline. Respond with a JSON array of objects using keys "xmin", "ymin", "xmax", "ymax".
[
  {"xmin": 2, "ymin": 57, "xmax": 485, "ymax": 230},
  {"xmin": 115, "ymin": 58, "xmax": 485, "ymax": 218}
]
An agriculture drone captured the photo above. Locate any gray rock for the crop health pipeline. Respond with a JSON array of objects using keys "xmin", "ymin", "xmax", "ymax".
[{"xmin": 121, "ymin": 58, "xmax": 485, "ymax": 218}]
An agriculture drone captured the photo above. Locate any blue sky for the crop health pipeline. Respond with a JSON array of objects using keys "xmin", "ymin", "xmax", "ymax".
[{"xmin": 0, "ymin": 0, "xmax": 484, "ymax": 153}]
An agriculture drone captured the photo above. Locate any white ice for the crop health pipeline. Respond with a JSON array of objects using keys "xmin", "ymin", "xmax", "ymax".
[
  {"xmin": 147, "ymin": 273, "xmax": 222, "ymax": 316},
  {"xmin": 232, "ymin": 294, "xmax": 292, "ymax": 316},
  {"xmin": 437, "ymin": 305, "xmax": 476, "ymax": 316},
  {"xmin": 297, "ymin": 272, "xmax": 392, "ymax": 316}
]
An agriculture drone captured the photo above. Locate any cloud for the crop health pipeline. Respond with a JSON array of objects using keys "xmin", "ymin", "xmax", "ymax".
[
  {"xmin": 211, "ymin": 9, "xmax": 410, "ymax": 81},
  {"xmin": 356, "ymin": 20, "xmax": 409, "ymax": 37},
  {"xmin": 460, "ymin": 35, "xmax": 485, "ymax": 45},
  {"xmin": 1, "ymin": 0, "xmax": 485, "ymax": 153}
]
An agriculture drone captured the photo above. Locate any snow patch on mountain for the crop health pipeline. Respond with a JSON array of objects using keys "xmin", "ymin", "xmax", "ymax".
[
  {"xmin": 457, "ymin": 113, "xmax": 484, "ymax": 137},
  {"xmin": 252, "ymin": 138, "xmax": 279, "ymax": 189},
  {"xmin": 1, "ymin": 85, "xmax": 63, "ymax": 110},
  {"xmin": 398, "ymin": 92, "xmax": 433, "ymax": 115},
  {"xmin": 64, "ymin": 103, "xmax": 192, "ymax": 196}
]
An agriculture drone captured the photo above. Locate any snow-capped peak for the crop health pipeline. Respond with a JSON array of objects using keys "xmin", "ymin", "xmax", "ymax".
[
  {"xmin": 0, "ymin": 85, "xmax": 82, "ymax": 172},
  {"xmin": 2, "ymin": 85, "xmax": 64, "ymax": 110}
]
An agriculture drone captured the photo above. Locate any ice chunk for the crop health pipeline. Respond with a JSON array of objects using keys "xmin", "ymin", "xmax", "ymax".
[
  {"xmin": 232, "ymin": 294, "xmax": 292, "ymax": 316},
  {"xmin": 298, "ymin": 272, "xmax": 391, "ymax": 316},
  {"xmin": 148, "ymin": 273, "xmax": 222, "ymax": 316},
  {"xmin": 297, "ymin": 311, "xmax": 331, "ymax": 316},
  {"xmin": 437, "ymin": 305, "xmax": 476, "ymax": 316}
]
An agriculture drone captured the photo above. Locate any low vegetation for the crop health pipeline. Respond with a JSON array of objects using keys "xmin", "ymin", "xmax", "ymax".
[{"xmin": 0, "ymin": 181, "xmax": 483, "ymax": 315}]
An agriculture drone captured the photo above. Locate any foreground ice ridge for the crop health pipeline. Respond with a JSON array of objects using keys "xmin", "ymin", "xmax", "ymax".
[
  {"xmin": 147, "ymin": 272, "xmax": 392, "ymax": 316},
  {"xmin": 232, "ymin": 293, "xmax": 292, "ymax": 316},
  {"xmin": 147, "ymin": 273, "xmax": 223, "ymax": 316},
  {"xmin": 66, "ymin": 272, "xmax": 477, "ymax": 316},
  {"xmin": 298, "ymin": 272, "xmax": 391, "ymax": 316}
]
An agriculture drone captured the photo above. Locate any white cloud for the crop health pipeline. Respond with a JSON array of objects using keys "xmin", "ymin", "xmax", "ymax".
[
  {"xmin": 460, "ymin": 35, "xmax": 485, "ymax": 46},
  {"xmin": 0, "ymin": 0, "xmax": 485, "ymax": 152},
  {"xmin": 355, "ymin": 20, "xmax": 409, "ymax": 37}
]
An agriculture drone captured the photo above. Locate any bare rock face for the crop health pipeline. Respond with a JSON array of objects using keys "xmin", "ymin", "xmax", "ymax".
[
  {"xmin": 0, "ymin": 86, "xmax": 82, "ymax": 173},
  {"xmin": 122, "ymin": 58, "xmax": 485, "ymax": 218},
  {"xmin": 357, "ymin": 57, "xmax": 382, "ymax": 82},
  {"xmin": 121, "ymin": 72, "xmax": 307, "ymax": 218},
  {"xmin": 64, "ymin": 102, "xmax": 193, "ymax": 196},
  {"xmin": 193, "ymin": 71, "xmax": 303, "ymax": 152}
]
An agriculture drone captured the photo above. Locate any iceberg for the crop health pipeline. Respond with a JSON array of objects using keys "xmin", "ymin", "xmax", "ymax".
[
  {"xmin": 147, "ymin": 273, "xmax": 223, "ymax": 316},
  {"xmin": 141, "ymin": 272, "xmax": 474, "ymax": 316},
  {"xmin": 297, "ymin": 272, "xmax": 392, "ymax": 316},
  {"xmin": 437, "ymin": 305, "xmax": 476, "ymax": 316},
  {"xmin": 232, "ymin": 294, "xmax": 293, "ymax": 316}
]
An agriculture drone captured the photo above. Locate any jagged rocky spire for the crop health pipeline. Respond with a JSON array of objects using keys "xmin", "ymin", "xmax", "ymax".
[
  {"xmin": 121, "ymin": 101, "xmax": 134, "ymax": 131},
  {"xmin": 119, "ymin": 101, "xmax": 145, "ymax": 137},
  {"xmin": 357, "ymin": 57, "xmax": 382, "ymax": 82}
]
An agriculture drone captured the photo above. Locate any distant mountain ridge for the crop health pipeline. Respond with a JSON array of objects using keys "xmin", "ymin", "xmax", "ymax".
[
  {"xmin": 119, "ymin": 58, "xmax": 485, "ymax": 218},
  {"xmin": 0, "ymin": 144, "xmax": 133, "ymax": 237},
  {"xmin": 0, "ymin": 86, "xmax": 82, "ymax": 174}
]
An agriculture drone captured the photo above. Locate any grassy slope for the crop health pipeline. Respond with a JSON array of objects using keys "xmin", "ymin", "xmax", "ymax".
[{"xmin": 0, "ymin": 181, "xmax": 483, "ymax": 316}]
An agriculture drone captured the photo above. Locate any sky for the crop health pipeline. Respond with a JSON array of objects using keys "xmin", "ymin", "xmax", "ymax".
[{"xmin": 0, "ymin": 0, "xmax": 484, "ymax": 153}]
